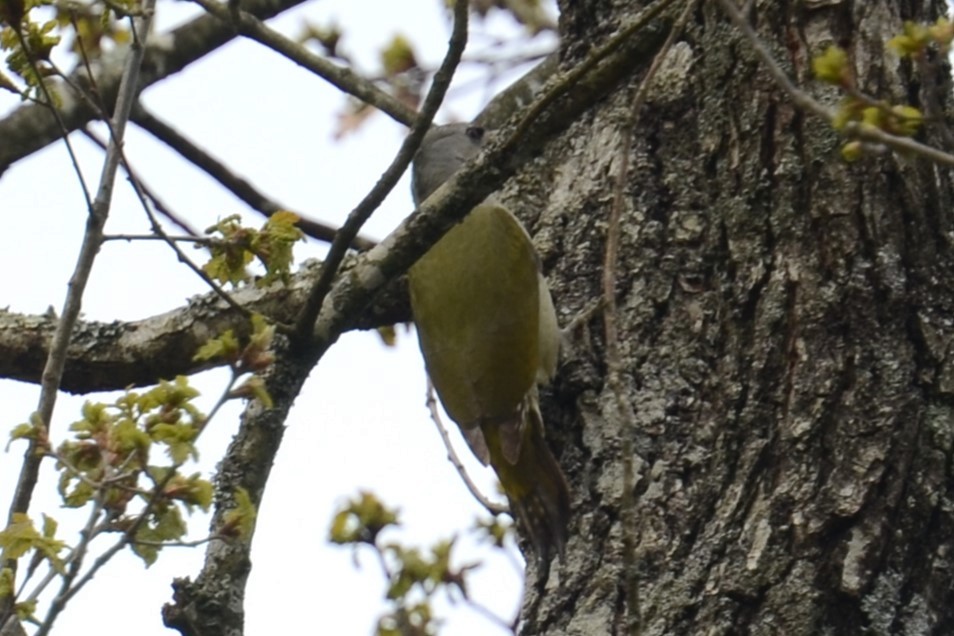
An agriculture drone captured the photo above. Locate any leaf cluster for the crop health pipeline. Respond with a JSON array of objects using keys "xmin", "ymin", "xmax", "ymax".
[
  {"xmin": 0, "ymin": 0, "xmax": 132, "ymax": 99},
  {"xmin": 193, "ymin": 312, "xmax": 276, "ymax": 408},
  {"xmin": 202, "ymin": 211, "xmax": 305, "ymax": 288},
  {"xmin": 329, "ymin": 492, "xmax": 491, "ymax": 636},
  {"xmin": 6, "ymin": 377, "xmax": 213, "ymax": 570},
  {"xmin": 812, "ymin": 44, "xmax": 926, "ymax": 161}
]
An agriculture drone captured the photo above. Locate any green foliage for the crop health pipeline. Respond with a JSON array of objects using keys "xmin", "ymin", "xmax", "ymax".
[
  {"xmin": 131, "ymin": 502, "xmax": 187, "ymax": 566},
  {"xmin": 811, "ymin": 45, "xmax": 850, "ymax": 87},
  {"xmin": 0, "ymin": 0, "xmax": 65, "ymax": 101},
  {"xmin": 330, "ymin": 492, "xmax": 494, "ymax": 635},
  {"xmin": 1, "ymin": 16, "xmax": 60, "ymax": 93},
  {"xmin": 888, "ymin": 17, "xmax": 954, "ymax": 56},
  {"xmin": 384, "ymin": 540, "xmax": 465, "ymax": 601},
  {"xmin": 194, "ymin": 313, "xmax": 276, "ymax": 408},
  {"xmin": 811, "ymin": 27, "xmax": 932, "ymax": 162},
  {"xmin": 300, "ymin": 21, "xmax": 343, "ymax": 58},
  {"xmin": 164, "ymin": 472, "xmax": 214, "ymax": 512},
  {"xmin": 377, "ymin": 602, "xmax": 437, "ymax": 636},
  {"xmin": 194, "ymin": 313, "xmax": 275, "ymax": 370},
  {"xmin": 474, "ymin": 515, "xmax": 513, "ymax": 549},
  {"xmin": 228, "ymin": 374, "xmax": 274, "ymax": 409},
  {"xmin": 54, "ymin": 0, "xmax": 130, "ymax": 58},
  {"xmin": 380, "ymin": 34, "xmax": 417, "ymax": 76},
  {"xmin": 202, "ymin": 212, "xmax": 305, "ymax": 287},
  {"xmin": 194, "ymin": 328, "xmax": 241, "ymax": 365},
  {"xmin": 220, "ymin": 487, "xmax": 257, "ymax": 540},
  {"xmin": 8, "ymin": 411, "xmax": 47, "ymax": 448},
  {"xmin": 29, "ymin": 376, "xmax": 215, "ymax": 566},
  {"xmin": 0, "ymin": 513, "xmax": 66, "ymax": 575},
  {"xmin": 329, "ymin": 491, "xmax": 400, "ymax": 545},
  {"xmin": 0, "ymin": 567, "xmax": 13, "ymax": 599},
  {"xmin": 831, "ymin": 99, "xmax": 923, "ymax": 140}
]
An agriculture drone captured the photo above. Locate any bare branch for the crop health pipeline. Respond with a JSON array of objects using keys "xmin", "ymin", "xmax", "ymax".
[
  {"xmin": 293, "ymin": 0, "xmax": 471, "ymax": 338},
  {"xmin": 5, "ymin": 0, "xmax": 158, "ymax": 624},
  {"xmin": 0, "ymin": 260, "xmax": 408, "ymax": 393},
  {"xmin": 0, "ymin": 0, "xmax": 314, "ymax": 175},
  {"xmin": 425, "ymin": 380, "xmax": 508, "ymax": 517},
  {"xmin": 130, "ymin": 104, "xmax": 375, "ymax": 249},
  {"xmin": 189, "ymin": 0, "xmax": 417, "ymax": 127}
]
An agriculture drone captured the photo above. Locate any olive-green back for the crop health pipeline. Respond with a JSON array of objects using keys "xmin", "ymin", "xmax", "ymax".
[{"xmin": 409, "ymin": 203, "xmax": 540, "ymax": 425}]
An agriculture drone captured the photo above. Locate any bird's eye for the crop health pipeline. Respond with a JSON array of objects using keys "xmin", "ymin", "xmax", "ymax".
[{"xmin": 465, "ymin": 126, "xmax": 485, "ymax": 142}]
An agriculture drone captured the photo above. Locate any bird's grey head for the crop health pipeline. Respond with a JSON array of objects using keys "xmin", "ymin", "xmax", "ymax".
[{"xmin": 411, "ymin": 123, "xmax": 486, "ymax": 205}]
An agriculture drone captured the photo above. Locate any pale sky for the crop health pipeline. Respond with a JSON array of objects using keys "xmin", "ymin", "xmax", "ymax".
[{"xmin": 0, "ymin": 1, "xmax": 557, "ymax": 634}]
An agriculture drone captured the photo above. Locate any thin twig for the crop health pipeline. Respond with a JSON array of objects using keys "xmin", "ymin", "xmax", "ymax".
[
  {"xmin": 505, "ymin": 0, "xmax": 680, "ymax": 149},
  {"xmin": 12, "ymin": 31, "xmax": 93, "ymax": 211},
  {"xmin": 102, "ymin": 234, "xmax": 209, "ymax": 243},
  {"xmin": 462, "ymin": 597, "xmax": 517, "ymax": 634},
  {"xmin": 425, "ymin": 381, "xmax": 508, "ymax": 517},
  {"xmin": 80, "ymin": 127, "xmax": 203, "ymax": 237},
  {"xmin": 88, "ymin": 124, "xmax": 258, "ymax": 322},
  {"xmin": 130, "ymin": 104, "xmax": 374, "ymax": 248},
  {"xmin": 35, "ymin": 493, "xmax": 106, "ymax": 635},
  {"xmin": 129, "ymin": 536, "xmax": 222, "ymax": 549},
  {"xmin": 13, "ymin": 4, "xmax": 155, "ymax": 628},
  {"xmin": 125, "ymin": 150, "xmax": 259, "ymax": 324},
  {"xmin": 603, "ymin": 2, "xmax": 697, "ymax": 633},
  {"xmin": 6, "ymin": 0, "xmax": 157, "ymax": 536},
  {"xmin": 714, "ymin": 0, "xmax": 954, "ymax": 167},
  {"xmin": 190, "ymin": 0, "xmax": 417, "ymax": 126},
  {"xmin": 293, "ymin": 0, "xmax": 471, "ymax": 339}
]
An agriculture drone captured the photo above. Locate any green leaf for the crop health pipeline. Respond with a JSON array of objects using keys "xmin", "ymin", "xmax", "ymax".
[
  {"xmin": 164, "ymin": 473, "xmax": 213, "ymax": 512},
  {"xmin": 220, "ymin": 487, "xmax": 257, "ymax": 540},
  {"xmin": 150, "ymin": 421, "xmax": 199, "ymax": 464},
  {"xmin": 252, "ymin": 212, "xmax": 304, "ymax": 286},
  {"xmin": 812, "ymin": 45, "xmax": 850, "ymax": 86},
  {"xmin": 9, "ymin": 421, "xmax": 35, "ymax": 441},
  {"xmin": 0, "ymin": 513, "xmax": 66, "ymax": 567},
  {"xmin": 0, "ymin": 567, "xmax": 13, "ymax": 599},
  {"xmin": 228, "ymin": 375, "xmax": 273, "ymax": 409},
  {"xmin": 238, "ymin": 314, "xmax": 276, "ymax": 372},
  {"xmin": 888, "ymin": 21, "xmax": 930, "ymax": 57},
  {"xmin": 380, "ymin": 34, "xmax": 417, "ymax": 76},
  {"xmin": 329, "ymin": 491, "xmax": 399, "ymax": 545},
  {"xmin": 194, "ymin": 329, "xmax": 241, "ymax": 363},
  {"xmin": 889, "ymin": 104, "xmax": 923, "ymax": 136}
]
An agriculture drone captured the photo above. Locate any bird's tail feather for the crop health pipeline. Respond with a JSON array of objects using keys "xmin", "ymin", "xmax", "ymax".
[{"xmin": 482, "ymin": 395, "xmax": 570, "ymax": 564}]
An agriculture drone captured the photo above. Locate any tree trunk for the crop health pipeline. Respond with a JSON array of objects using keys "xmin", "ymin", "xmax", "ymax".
[{"xmin": 516, "ymin": 0, "xmax": 954, "ymax": 633}]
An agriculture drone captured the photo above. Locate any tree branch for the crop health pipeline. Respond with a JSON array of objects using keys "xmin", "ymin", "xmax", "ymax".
[
  {"xmin": 0, "ymin": 0, "xmax": 312, "ymax": 176},
  {"xmin": 293, "ymin": 0, "xmax": 470, "ymax": 338},
  {"xmin": 189, "ymin": 0, "xmax": 417, "ymax": 127},
  {"xmin": 0, "ymin": 260, "xmax": 410, "ymax": 394},
  {"xmin": 309, "ymin": 2, "xmax": 674, "ymax": 351},
  {"xmin": 5, "ymin": 0, "xmax": 157, "ymax": 605},
  {"xmin": 130, "ymin": 103, "xmax": 375, "ymax": 249},
  {"xmin": 715, "ymin": 0, "xmax": 954, "ymax": 167}
]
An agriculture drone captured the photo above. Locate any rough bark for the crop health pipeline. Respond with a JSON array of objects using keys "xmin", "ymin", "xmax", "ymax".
[
  {"xmin": 0, "ymin": 259, "xmax": 408, "ymax": 393},
  {"xmin": 512, "ymin": 0, "xmax": 954, "ymax": 634},
  {"xmin": 5, "ymin": 0, "xmax": 954, "ymax": 634}
]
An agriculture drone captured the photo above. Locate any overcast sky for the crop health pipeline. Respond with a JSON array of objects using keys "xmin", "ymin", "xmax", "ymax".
[{"xmin": 0, "ymin": 1, "xmax": 557, "ymax": 634}]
